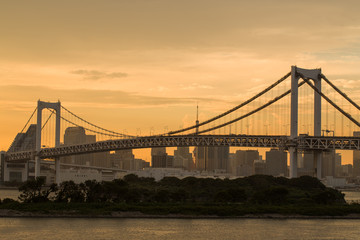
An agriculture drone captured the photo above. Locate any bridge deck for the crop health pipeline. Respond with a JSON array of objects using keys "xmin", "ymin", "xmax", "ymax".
[{"xmin": 5, "ymin": 135, "xmax": 360, "ymax": 161}]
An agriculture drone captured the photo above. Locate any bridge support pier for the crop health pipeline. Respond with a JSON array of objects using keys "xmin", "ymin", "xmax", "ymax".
[
  {"xmin": 34, "ymin": 156, "xmax": 41, "ymax": 179},
  {"xmin": 289, "ymin": 147, "xmax": 297, "ymax": 178}
]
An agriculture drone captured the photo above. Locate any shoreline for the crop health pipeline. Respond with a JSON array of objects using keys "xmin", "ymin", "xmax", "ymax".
[{"xmin": 1, "ymin": 209, "xmax": 360, "ymax": 219}]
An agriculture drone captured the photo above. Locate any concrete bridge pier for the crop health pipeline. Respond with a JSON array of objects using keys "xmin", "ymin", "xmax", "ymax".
[{"xmin": 35, "ymin": 100, "xmax": 61, "ymax": 184}]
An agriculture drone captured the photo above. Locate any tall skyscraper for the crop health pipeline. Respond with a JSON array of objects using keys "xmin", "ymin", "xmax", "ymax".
[
  {"xmin": 303, "ymin": 152, "xmax": 315, "ymax": 176},
  {"xmin": 335, "ymin": 153, "xmax": 342, "ymax": 177},
  {"xmin": 110, "ymin": 149, "xmax": 135, "ymax": 170},
  {"xmin": 193, "ymin": 146, "xmax": 229, "ymax": 172},
  {"xmin": 253, "ymin": 159, "xmax": 266, "ymax": 175},
  {"xmin": 151, "ymin": 147, "xmax": 173, "ymax": 168},
  {"xmin": 194, "ymin": 146, "xmax": 206, "ymax": 170},
  {"xmin": 174, "ymin": 147, "xmax": 194, "ymax": 170},
  {"xmin": 232, "ymin": 150, "xmax": 259, "ymax": 176},
  {"xmin": 265, "ymin": 149, "xmax": 287, "ymax": 176},
  {"xmin": 322, "ymin": 150, "xmax": 335, "ymax": 178},
  {"xmin": 8, "ymin": 124, "xmax": 36, "ymax": 152},
  {"xmin": 353, "ymin": 131, "xmax": 360, "ymax": 177},
  {"xmin": 61, "ymin": 127, "xmax": 109, "ymax": 167}
]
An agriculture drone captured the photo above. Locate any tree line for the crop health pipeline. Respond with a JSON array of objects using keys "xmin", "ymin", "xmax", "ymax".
[{"xmin": 14, "ymin": 174, "xmax": 345, "ymax": 206}]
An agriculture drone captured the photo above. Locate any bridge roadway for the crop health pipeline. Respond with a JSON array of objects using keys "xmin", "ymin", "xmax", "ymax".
[{"xmin": 5, "ymin": 134, "xmax": 360, "ymax": 161}]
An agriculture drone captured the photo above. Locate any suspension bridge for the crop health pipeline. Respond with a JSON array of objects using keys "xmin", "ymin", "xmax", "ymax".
[{"xmin": 3, "ymin": 66, "xmax": 360, "ymax": 183}]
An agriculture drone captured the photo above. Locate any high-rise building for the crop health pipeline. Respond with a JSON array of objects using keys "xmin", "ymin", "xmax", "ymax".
[
  {"xmin": 151, "ymin": 147, "xmax": 168, "ymax": 168},
  {"xmin": 342, "ymin": 164, "xmax": 353, "ymax": 177},
  {"xmin": 297, "ymin": 152, "xmax": 315, "ymax": 177},
  {"xmin": 193, "ymin": 146, "xmax": 229, "ymax": 172},
  {"xmin": 353, "ymin": 131, "xmax": 360, "ymax": 177},
  {"xmin": 216, "ymin": 146, "xmax": 229, "ymax": 171},
  {"xmin": 232, "ymin": 150, "xmax": 259, "ymax": 176},
  {"xmin": 265, "ymin": 149, "xmax": 287, "ymax": 176},
  {"xmin": 6, "ymin": 124, "xmax": 36, "ymax": 182},
  {"xmin": 61, "ymin": 127, "xmax": 110, "ymax": 167},
  {"xmin": 134, "ymin": 158, "xmax": 150, "ymax": 170},
  {"xmin": 8, "ymin": 124, "xmax": 36, "ymax": 152},
  {"xmin": 253, "ymin": 159, "xmax": 266, "ymax": 175},
  {"xmin": 61, "ymin": 127, "xmax": 87, "ymax": 165},
  {"xmin": 322, "ymin": 150, "xmax": 335, "ymax": 178},
  {"xmin": 237, "ymin": 164, "xmax": 252, "ymax": 176},
  {"xmin": 335, "ymin": 153, "xmax": 343, "ymax": 177},
  {"xmin": 194, "ymin": 146, "xmax": 206, "ymax": 170},
  {"xmin": 174, "ymin": 147, "xmax": 194, "ymax": 170},
  {"xmin": 110, "ymin": 149, "xmax": 135, "ymax": 170},
  {"xmin": 303, "ymin": 152, "xmax": 314, "ymax": 171},
  {"xmin": 227, "ymin": 153, "xmax": 236, "ymax": 174}
]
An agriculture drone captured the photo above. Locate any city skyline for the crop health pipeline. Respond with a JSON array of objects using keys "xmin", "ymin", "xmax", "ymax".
[{"xmin": 2, "ymin": 1, "xmax": 360, "ymax": 165}]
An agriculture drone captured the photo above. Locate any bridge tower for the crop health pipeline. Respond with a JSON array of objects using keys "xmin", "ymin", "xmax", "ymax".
[
  {"xmin": 289, "ymin": 66, "xmax": 322, "ymax": 179},
  {"xmin": 35, "ymin": 100, "xmax": 61, "ymax": 184}
]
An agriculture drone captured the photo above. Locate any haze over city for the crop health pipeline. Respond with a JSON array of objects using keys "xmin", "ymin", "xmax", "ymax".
[
  {"xmin": 4, "ymin": 2, "xmax": 360, "ymax": 238},
  {"xmin": 2, "ymin": 0, "xmax": 360, "ymax": 165}
]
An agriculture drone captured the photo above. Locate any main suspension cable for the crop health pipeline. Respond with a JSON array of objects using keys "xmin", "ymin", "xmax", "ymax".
[
  {"xmin": 168, "ymin": 71, "xmax": 291, "ymax": 135},
  {"xmin": 321, "ymin": 73, "xmax": 360, "ymax": 111},
  {"xmin": 49, "ymin": 109, "xmax": 134, "ymax": 138},
  {"xmin": 196, "ymin": 81, "xmax": 306, "ymax": 135},
  {"xmin": 20, "ymin": 107, "xmax": 37, "ymax": 133},
  {"xmin": 61, "ymin": 105, "xmax": 133, "ymax": 138},
  {"xmin": 299, "ymin": 74, "xmax": 360, "ymax": 128}
]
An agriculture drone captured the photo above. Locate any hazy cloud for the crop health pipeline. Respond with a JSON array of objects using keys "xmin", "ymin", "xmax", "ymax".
[
  {"xmin": 0, "ymin": 85, "xmax": 223, "ymax": 110},
  {"xmin": 71, "ymin": 69, "xmax": 128, "ymax": 80},
  {"xmin": 180, "ymin": 83, "xmax": 214, "ymax": 90}
]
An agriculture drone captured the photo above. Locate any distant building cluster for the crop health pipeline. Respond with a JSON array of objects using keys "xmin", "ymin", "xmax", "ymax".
[
  {"xmin": 2, "ymin": 125, "xmax": 360, "ymax": 188},
  {"xmin": 60, "ymin": 127, "xmax": 149, "ymax": 170}
]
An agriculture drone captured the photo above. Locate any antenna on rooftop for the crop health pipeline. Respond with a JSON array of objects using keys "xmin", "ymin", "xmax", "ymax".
[{"xmin": 196, "ymin": 103, "xmax": 199, "ymax": 134}]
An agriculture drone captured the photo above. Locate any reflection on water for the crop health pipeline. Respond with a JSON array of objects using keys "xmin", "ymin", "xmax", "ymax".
[{"xmin": 1, "ymin": 218, "xmax": 360, "ymax": 240}]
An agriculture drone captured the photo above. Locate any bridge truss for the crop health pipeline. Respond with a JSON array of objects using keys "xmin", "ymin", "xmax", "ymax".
[{"xmin": 6, "ymin": 134, "xmax": 360, "ymax": 161}]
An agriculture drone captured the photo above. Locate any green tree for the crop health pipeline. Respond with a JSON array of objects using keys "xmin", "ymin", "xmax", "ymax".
[
  {"xmin": 123, "ymin": 174, "xmax": 140, "ymax": 183},
  {"xmin": 81, "ymin": 180, "xmax": 104, "ymax": 203},
  {"xmin": 18, "ymin": 177, "xmax": 57, "ymax": 203},
  {"xmin": 55, "ymin": 181, "xmax": 85, "ymax": 203},
  {"xmin": 101, "ymin": 179, "xmax": 128, "ymax": 202},
  {"xmin": 289, "ymin": 176, "xmax": 326, "ymax": 190},
  {"xmin": 312, "ymin": 188, "xmax": 345, "ymax": 204},
  {"xmin": 214, "ymin": 190, "xmax": 233, "ymax": 203},
  {"xmin": 153, "ymin": 189, "xmax": 170, "ymax": 203},
  {"xmin": 124, "ymin": 188, "xmax": 142, "ymax": 203},
  {"xmin": 228, "ymin": 188, "xmax": 247, "ymax": 202},
  {"xmin": 267, "ymin": 187, "xmax": 289, "ymax": 205},
  {"xmin": 160, "ymin": 177, "xmax": 181, "ymax": 187}
]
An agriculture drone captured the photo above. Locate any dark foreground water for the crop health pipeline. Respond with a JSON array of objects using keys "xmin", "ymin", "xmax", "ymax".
[{"xmin": 1, "ymin": 218, "xmax": 360, "ymax": 240}]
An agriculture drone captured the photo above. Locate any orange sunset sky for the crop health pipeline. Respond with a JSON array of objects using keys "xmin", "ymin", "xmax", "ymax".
[{"xmin": 2, "ymin": 0, "xmax": 360, "ymax": 163}]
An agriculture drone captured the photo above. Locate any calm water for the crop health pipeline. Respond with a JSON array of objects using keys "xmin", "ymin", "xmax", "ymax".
[
  {"xmin": 1, "ymin": 189, "xmax": 360, "ymax": 239},
  {"xmin": 1, "ymin": 218, "xmax": 360, "ymax": 240}
]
